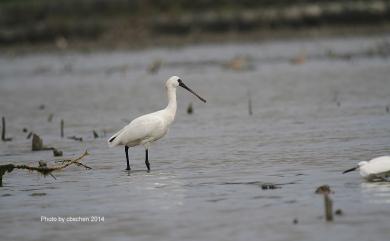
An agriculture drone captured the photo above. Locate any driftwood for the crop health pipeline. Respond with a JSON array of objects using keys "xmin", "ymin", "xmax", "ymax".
[{"xmin": 0, "ymin": 151, "xmax": 90, "ymax": 187}]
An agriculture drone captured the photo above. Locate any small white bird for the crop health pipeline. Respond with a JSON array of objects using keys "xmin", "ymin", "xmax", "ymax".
[
  {"xmin": 108, "ymin": 76, "xmax": 206, "ymax": 171},
  {"xmin": 343, "ymin": 156, "xmax": 390, "ymax": 181}
]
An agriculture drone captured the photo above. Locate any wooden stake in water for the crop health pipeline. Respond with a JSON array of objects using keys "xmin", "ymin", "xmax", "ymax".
[
  {"xmin": 60, "ymin": 119, "xmax": 64, "ymax": 138},
  {"xmin": 324, "ymin": 193, "xmax": 333, "ymax": 222},
  {"xmin": 315, "ymin": 185, "xmax": 333, "ymax": 222},
  {"xmin": 1, "ymin": 117, "xmax": 12, "ymax": 141},
  {"xmin": 248, "ymin": 91, "xmax": 253, "ymax": 116},
  {"xmin": 187, "ymin": 102, "xmax": 193, "ymax": 114},
  {"xmin": 1, "ymin": 117, "xmax": 5, "ymax": 141}
]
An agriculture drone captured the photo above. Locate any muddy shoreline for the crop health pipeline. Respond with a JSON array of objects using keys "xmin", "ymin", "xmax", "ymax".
[
  {"xmin": 2, "ymin": 0, "xmax": 390, "ymax": 54},
  {"xmin": 2, "ymin": 24, "xmax": 390, "ymax": 55}
]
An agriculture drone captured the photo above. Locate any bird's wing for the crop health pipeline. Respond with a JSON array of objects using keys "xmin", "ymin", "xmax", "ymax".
[
  {"xmin": 108, "ymin": 113, "xmax": 164, "ymax": 147},
  {"xmin": 364, "ymin": 156, "xmax": 390, "ymax": 175}
]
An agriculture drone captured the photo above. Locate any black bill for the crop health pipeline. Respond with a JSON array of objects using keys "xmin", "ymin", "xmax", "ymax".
[
  {"xmin": 342, "ymin": 166, "xmax": 358, "ymax": 174},
  {"xmin": 178, "ymin": 79, "xmax": 207, "ymax": 103}
]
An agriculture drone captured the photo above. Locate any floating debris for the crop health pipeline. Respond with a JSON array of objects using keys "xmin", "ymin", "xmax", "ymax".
[
  {"xmin": 0, "ymin": 151, "xmax": 90, "ymax": 187},
  {"xmin": 38, "ymin": 104, "xmax": 45, "ymax": 110},
  {"xmin": 261, "ymin": 183, "xmax": 280, "ymax": 190},
  {"xmin": 68, "ymin": 136, "xmax": 83, "ymax": 142},
  {"xmin": 292, "ymin": 218, "xmax": 298, "ymax": 224},
  {"xmin": 93, "ymin": 130, "xmax": 99, "ymax": 138},
  {"xmin": 187, "ymin": 102, "xmax": 193, "ymax": 114},
  {"xmin": 386, "ymin": 106, "xmax": 389, "ymax": 113},
  {"xmin": 61, "ymin": 119, "xmax": 64, "ymax": 138},
  {"xmin": 22, "ymin": 128, "xmax": 28, "ymax": 133},
  {"xmin": 30, "ymin": 192, "xmax": 47, "ymax": 196},
  {"xmin": 148, "ymin": 59, "xmax": 162, "ymax": 74},
  {"xmin": 1, "ymin": 117, "xmax": 13, "ymax": 142},
  {"xmin": 315, "ymin": 185, "xmax": 333, "ymax": 222},
  {"xmin": 26, "ymin": 132, "xmax": 33, "ymax": 139},
  {"xmin": 335, "ymin": 209, "xmax": 343, "ymax": 216},
  {"xmin": 52, "ymin": 148, "xmax": 63, "ymax": 157},
  {"xmin": 47, "ymin": 113, "xmax": 54, "ymax": 122}
]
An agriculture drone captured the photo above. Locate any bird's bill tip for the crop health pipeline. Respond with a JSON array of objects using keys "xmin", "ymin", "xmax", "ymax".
[
  {"xmin": 179, "ymin": 82, "xmax": 207, "ymax": 103},
  {"xmin": 342, "ymin": 166, "xmax": 358, "ymax": 174}
]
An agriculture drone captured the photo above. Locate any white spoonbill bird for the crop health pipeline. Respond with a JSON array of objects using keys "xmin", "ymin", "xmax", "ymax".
[
  {"xmin": 108, "ymin": 76, "xmax": 206, "ymax": 171},
  {"xmin": 343, "ymin": 156, "xmax": 390, "ymax": 181}
]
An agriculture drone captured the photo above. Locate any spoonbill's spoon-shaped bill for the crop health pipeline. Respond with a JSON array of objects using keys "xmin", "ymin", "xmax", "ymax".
[
  {"xmin": 178, "ymin": 79, "xmax": 206, "ymax": 103},
  {"xmin": 107, "ymin": 76, "xmax": 206, "ymax": 171},
  {"xmin": 343, "ymin": 156, "xmax": 390, "ymax": 181}
]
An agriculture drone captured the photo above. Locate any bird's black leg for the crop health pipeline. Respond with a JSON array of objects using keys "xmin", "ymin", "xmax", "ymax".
[
  {"xmin": 145, "ymin": 149, "xmax": 150, "ymax": 172},
  {"xmin": 125, "ymin": 146, "xmax": 130, "ymax": 170}
]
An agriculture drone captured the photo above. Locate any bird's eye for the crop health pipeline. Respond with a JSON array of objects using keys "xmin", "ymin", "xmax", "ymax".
[{"xmin": 178, "ymin": 79, "xmax": 182, "ymax": 83}]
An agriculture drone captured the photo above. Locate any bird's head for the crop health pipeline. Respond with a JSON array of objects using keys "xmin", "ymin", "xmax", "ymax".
[
  {"xmin": 342, "ymin": 161, "xmax": 368, "ymax": 174},
  {"xmin": 166, "ymin": 76, "xmax": 207, "ymax": 103}
]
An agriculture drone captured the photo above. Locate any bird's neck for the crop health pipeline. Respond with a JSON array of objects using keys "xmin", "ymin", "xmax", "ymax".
[{"xmin": 164, "ymin": 87, "xmax": 177, "ymax": 123}]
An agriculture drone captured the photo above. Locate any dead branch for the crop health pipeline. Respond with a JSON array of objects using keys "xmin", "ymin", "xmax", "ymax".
[{"xmin": 0, "ymin": 151, "xmax": 90, "ymax": 187}]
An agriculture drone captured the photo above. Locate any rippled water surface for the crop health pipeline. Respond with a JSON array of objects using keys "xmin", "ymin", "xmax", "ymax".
[{"xmin": 1, "ymin": 35, "xmax": 390, "ymax": 241}]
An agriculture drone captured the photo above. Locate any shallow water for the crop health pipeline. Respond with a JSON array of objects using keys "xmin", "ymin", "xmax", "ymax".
[{"xmin": 1, "ymin": 35, "xmax": 390, "ymax": 241}]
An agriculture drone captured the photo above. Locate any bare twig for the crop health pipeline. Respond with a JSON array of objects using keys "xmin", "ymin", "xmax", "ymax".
[{"xmin": 0, "ymin": 151, "xmax": 90, "ymax": 187}]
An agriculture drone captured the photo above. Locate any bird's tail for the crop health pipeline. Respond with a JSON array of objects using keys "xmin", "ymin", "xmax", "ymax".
[{"xmin": 107, "ymin": 129, "xmax": 123, "ymax": 147}]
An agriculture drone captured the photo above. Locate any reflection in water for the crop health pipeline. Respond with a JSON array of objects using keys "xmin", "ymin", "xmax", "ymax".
[{"xmin": 361, "ymin": 182, "xmax": 390, "ymax": 204}]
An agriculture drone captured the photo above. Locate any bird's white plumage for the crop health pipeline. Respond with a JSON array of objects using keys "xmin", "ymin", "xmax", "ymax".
[
  {"xmin": 107, "ymin": 75, "xmax": 206, "ymax": 171},
  {"xmin": 108, "ymin": 112, "xmax": 166, "ymax": 147},
  {"xmin": 359, "ymin": 156, "xmax": 390, "ymax": 180},
  {"xmin": 108, "ymin": 76, "xmax": 180, "ymax": 149}
]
